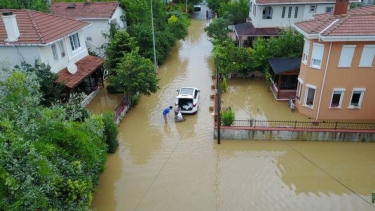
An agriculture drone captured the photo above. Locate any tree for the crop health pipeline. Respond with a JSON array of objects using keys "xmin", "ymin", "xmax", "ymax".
[
  {"xmin": 19, "ymin": 60, "xmax": 66, "ymax": 107},
  {"xmin": 204, "ymin": 16, "xmax": 231, "ymax": 42},
  {"xmin": 206, "ymin": 0, "xmax": 229, "ymax": 14},
  {"xmin": 218, "ymin": 0, "xmax": 249, "ymax": 24},
  {"xmin": 105, "ymin": 31, "xmax": 137, "ymax": 73},
  {"xmin": 0, "ymin": 69, "xmax": 107, "ymax": 210},
  {"xmin": 107, "ymin": 48, "xmax": 160, "ymax": 106},
  {"xmin": 0, "ymin": 0, "xmax": 50, "ymax": 12},
  {"xmin": 268, "ymin": 29, "xmax": 304, "ymax": 58}
]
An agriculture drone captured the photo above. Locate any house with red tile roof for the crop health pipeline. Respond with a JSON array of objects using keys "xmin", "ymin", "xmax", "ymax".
[
  {"xmin": 0, "ymin": 10, "xmax": 105, "ymax": 104},
  {"xmin": 235, "ymin": 0, "xmax": 360, "ymax": 46},
  {"xmin": 293, "ymin": 1, "xmax": 375, "ymax": 120},
  {"xmin": 50, "ymin": 1, "xmax": 126, "ymax": 55}
]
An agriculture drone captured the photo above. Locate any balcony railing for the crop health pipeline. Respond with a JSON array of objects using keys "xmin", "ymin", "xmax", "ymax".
[{"xmin": 229, "ymin": 120, "xmax": 375, "ymax": 130}]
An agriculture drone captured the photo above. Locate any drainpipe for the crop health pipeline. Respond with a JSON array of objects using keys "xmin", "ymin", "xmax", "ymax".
[{"xmin": 315, "ymin": 41, "xmax": 332, "ymax": 121}]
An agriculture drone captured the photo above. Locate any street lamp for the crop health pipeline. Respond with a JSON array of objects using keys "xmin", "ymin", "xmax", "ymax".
[
  {"xmin": 150, "ymin": 0, "xmax": 158, "ymax": 73},
  {"xmin": 216, "ymin": 56, "xmax": 221, "ymax": 144}
]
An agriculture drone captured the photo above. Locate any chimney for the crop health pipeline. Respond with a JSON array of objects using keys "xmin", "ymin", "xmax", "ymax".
[
  {"xmin": 333, "ymin": 0, "xmax": 349, "ymax": 16},
  {"xmin": 2, "ymin": 11, "xmax": 20, "ymax": 42}
]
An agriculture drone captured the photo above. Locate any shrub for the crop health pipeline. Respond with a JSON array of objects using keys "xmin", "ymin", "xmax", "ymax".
[
  {"xmin": 221, "ymin": 107, "xmax": 235, "ymax": 126},
  {"xmin": 102, "ymin": 112, "xmax": 119, "ymax": 153},
  {"xmin": 131, "ymin": 94, "xmax": 141, "ymax": 108}
]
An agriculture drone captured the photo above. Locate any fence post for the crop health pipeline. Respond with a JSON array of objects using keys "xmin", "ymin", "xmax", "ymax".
[
  {"xmin": 294, "ymin": 121, "xmax": 297, "ymax": 129},
  {"xmin": 335, "ymin": 121, "xmax": 338, "ymax": 130}
]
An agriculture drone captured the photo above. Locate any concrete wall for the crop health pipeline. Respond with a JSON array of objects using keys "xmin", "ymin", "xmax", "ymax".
[{"xmin": 214, "ymin": 126, "xmax": 375, "ymax": 141}]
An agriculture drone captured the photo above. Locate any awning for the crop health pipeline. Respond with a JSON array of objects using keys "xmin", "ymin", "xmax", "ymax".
[
  {"xmin": 268, "ymin": 58, "xmax": 301, "ymax": 75},
  {"xmin": 234, "ymin": 22, "xmax": 280, "ymax": 37},
  {"xmin": 56, "ymin": 55, "xmax": 104, "ymax": 89}
]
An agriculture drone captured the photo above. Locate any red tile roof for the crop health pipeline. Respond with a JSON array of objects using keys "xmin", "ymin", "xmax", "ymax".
[
  {"xmin": 255, "ymin": 0, "xmax": 358, "ymax": 4},
  {"xmin": 56, "ymin": 55, "xmax": 104, "ymax": 89},
  {"xmin": 50, "ymin": 2, "xmax": 120, "ymax": 19},
  {"xmin": 295, "ymin": 6, "xmax": 375, "ymax": 37},
  {"xmin": 0, "ymin": 9, "xmax": 90, "ymax": 45}
]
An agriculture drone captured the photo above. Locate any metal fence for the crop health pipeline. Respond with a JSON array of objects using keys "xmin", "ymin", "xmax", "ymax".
[{"xmin": 230, "ymin": 120, "xmax": 375, "ymax": 130}]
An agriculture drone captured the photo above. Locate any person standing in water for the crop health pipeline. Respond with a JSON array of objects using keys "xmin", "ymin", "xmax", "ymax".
[{"xmin": 163, "ymin": 106, "xmax": 173, "ymax": 124}]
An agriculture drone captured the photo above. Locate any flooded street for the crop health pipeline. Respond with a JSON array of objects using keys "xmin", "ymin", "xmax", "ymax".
[{"xmin": 89, "ymin": 19, "xmax": 375, "ymax": 211}]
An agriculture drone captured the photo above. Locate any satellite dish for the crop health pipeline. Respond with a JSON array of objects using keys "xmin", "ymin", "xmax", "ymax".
[
  {"xmin": 67, "ymin": 63, "xmax": 77, "ymax": 74},
  {"xmin": 118, "ymin": 20, "xmax": 124, "ymax": 28}
]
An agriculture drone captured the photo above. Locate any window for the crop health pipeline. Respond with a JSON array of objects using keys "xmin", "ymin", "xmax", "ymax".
[
  {"xmin": 338, "ymin": 45, "xmax": 356, "ymax": 67},
  {"xmin": 297, "ymin": 78, "xmax": 303, "ymax": 102},
  {"xmin": 262, "ymin": 6, "xmax": 273, "ymax": 19},
  {"xmin": 304, "ymin": 84, "xmax": 316, "ymax": 108},
  {"xmin": 310, "ymin": 5, "xmax": 317, "ymax": 13},
  {"xmin": 302, "ymin": 40, "xmax": 310, "ymax": 64},
  {"xmin": 359, "ymin": 45, "xmax": 375, "ymax": 67},
  {"xmin": 330, "ymin": 88, "xmax": 345, "ymax": 108},
  {"xmin": 310, "ymin": 43, "xmax": 324, "ymax": 69},
  {"xmin": 51, "ymin": 44, "xmax": 58, "ymax": 60},
  {"xmin": 294, "ymin": 7, "xmax": 299, "ymax": 18},
  {"xmin": 58, "ymin": 40, "xmax": 66, "ymax": 57},
  {"xmin": 288, "ymin": 7, "xmax": 292, "ymax": 18},
  {"xmin": 349, "ymin": 88, "xmax": 365, "ymax": 108},
  {"xmin": 326, "ymin": 7, "xmax": 334, "ymax": 13},
  {"xmin": 69, "ymin": 33, "xmax": 81, "ymax": 51},
  {"xmin": 281, "ymin": 7, "xmax": 286, "ymax": 18}
]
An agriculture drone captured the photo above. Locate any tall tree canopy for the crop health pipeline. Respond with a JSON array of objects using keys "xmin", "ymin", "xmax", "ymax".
[
  {"xmin": 218, "ymin": 0, "xmax": 249, "ymax": 25},
  {"xmin": 0, "ymin": 0, "xmax": 50, "ymax": 12},
  {"xmin": 0, "ymin": 69, "xmax": 108, "ymax": 210}
]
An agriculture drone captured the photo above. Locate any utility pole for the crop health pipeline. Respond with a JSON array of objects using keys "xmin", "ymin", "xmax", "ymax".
[
  {"xmin": 150, "ymin": 0, "xmax": 157, "ymax": 73},
  {"xmin": 216, "ymin": 57, "xmax": 221, "ymax": 144}
]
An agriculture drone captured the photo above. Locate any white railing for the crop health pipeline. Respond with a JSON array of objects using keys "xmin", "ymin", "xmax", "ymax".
[{"xmin": 81, "ymin": 88, "xmax": 100, "ymax": 107}]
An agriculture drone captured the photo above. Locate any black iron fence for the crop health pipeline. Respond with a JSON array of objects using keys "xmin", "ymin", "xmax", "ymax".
[{"xmin": 229, "ymin": 120, "xmax": 375, "ymax": 130}]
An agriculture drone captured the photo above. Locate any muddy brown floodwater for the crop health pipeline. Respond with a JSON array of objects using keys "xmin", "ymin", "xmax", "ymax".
[{"xmin": 88, "ymin": 19, "xmax": 375, "ymax": 211}]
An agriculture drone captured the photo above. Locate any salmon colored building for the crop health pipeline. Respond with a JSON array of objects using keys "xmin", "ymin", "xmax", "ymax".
[{"xmin": 293, "ymin": 1, "xmax": 375, "ymax": 121}]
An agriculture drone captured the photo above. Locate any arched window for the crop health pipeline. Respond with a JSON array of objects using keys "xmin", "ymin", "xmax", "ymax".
[{"xmin": 262, "ymin": 6, "xmax": 273, "ymax": 19}]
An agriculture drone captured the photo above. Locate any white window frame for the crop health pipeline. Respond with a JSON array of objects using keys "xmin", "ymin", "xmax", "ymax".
[
  {"xmin": 359, "ymin": 45, "xmax": 375, "ymax": 67},
  {"xmin": 338, "ymin": 45, "xmax": 356, "ymax": 67},
  {"xmin": 348, "ymin": 88, "xmax": 366, "ymax": 109},
  {"xmin": 326, "ymin": 6, "xmax": 334, "ymax": 13},
  {"xmin": 287, "ymin": 7, "xmax": 292, "ymax": 18},
  {"xmin": 330, "ymin": 88, "xmax": 345, "ymax": 108},
  {"xmin": 297, "ymin": 78, "xmax": 303, "ymax": 102},
  {"xmin": 51, "ymin": 44, "xmax": 58, "ymax": 60},
  {"xmin": 310, "ymin": 5, "xmax": 317, "ymax": 13},
  {"xmin": 310, "ymin": 43, "xmax": 324, "ymax": 69},
  {"xmin": 69, "ymin": 33, "xmax": 81, "ymax": 51},
  {"xmin": 304, "ymin": 84, "xmax": 316, "ymax": 108},
  {"xmin": 302, "ymin": 40, "xmax": 310, "ymax": 64},
  {"xmin": 58, "ymin": 40, "xmax": 66, "ymax": 58},
  {"xmin": 294, "ymin": 6, "xmax": 299, "ymax": 18}
]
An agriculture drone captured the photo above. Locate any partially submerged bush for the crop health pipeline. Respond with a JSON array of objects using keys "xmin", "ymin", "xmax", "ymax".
[
  {"xmin": 221, "ymin": 107, "xmax": 235, "ymax": 126},
  {"xmin": 102, "ymin": 112, "xmax": 119, "ymax": 153}
]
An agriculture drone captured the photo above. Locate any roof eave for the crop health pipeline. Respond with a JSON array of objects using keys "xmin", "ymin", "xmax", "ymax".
[
  {"xmin": 294, "ymin": 26, "xmax": 319, "ymax": 40},
  {"xmin": 320, "ymin": 36, "xmax": 375, "ymax": 42}
]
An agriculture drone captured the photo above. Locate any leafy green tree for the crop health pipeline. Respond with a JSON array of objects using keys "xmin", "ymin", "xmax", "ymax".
[
  {"xmin": 204, "ymin": 16, "xmax": 231, "ymax": 42},
  {"xmin": 268, "ymin": 29, "xmax": 304, "ymax": 58},
  {"xmin": 206, "ymin": 0, "xmax": 229, "ymax": 14},
  {"xmin": 250, "ymin": 37, "xmax": 273, "ymax": 71},
  {"xmin": 0, "ymin": 0, "xmax": 50, "ymax": 12},
  {"xmin": 218, "ymin": 0, "xmax": 249, "ymax": 24},
  {"xmin": 102, "ymin": 112, "xmax": 119, "ymax": 153},
  {"xmin": 105, "ymin": 31, "xmax": 137, "ymax": 73},
  {"xmin": 0, "ymin": 68, "xmax": 107, "ymax": 210},
  {"xmin": 19, "ymin": 61, "xmax": 66, "ymax": 107},
  {"xmin": 107, "ymin": 48, "xmax": 160, "ymax": 106},
  {"xmin": 221, "ymin": 107, "xmax": 235, "ymax": 126}
]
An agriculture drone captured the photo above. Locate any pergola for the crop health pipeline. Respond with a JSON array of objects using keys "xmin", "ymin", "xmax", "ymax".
[{"xmin": 268, "ymin": 58, "xmax": 301, "ymax": 100}]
